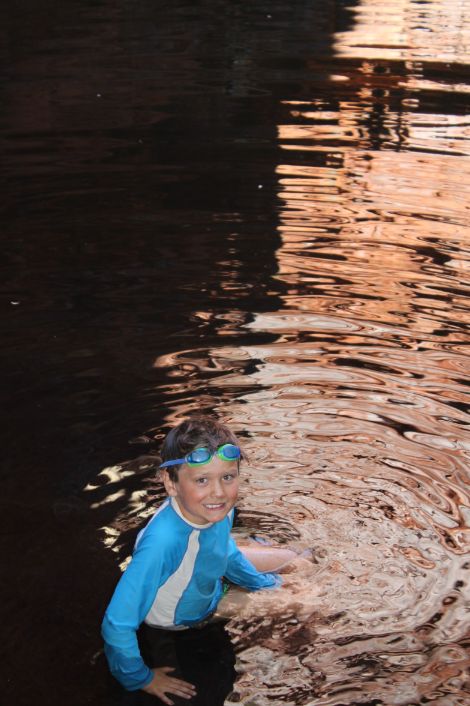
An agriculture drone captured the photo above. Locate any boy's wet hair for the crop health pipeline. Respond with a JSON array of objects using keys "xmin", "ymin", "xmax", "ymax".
[{"xmin": 160, "ymin": 415, "xmax": 243, "ymax": 481}]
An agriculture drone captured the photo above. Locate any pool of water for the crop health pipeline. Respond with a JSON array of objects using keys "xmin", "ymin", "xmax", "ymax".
[{"xmin": 2, "ymin": 1, "xmax": 469, "ymax": 705}]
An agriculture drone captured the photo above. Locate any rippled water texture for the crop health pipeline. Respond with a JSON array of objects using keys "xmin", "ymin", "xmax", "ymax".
[{"xmin": 2, "ymin": 1, "xmax": 470, "ymax": 705}]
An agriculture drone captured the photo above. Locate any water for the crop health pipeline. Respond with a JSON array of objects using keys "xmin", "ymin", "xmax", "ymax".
[{"xmin": 2, "ymin": 1, "xmax": 469, "ymax": 705}]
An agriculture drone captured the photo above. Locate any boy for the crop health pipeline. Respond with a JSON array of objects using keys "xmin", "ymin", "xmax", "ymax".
[{"xmin": 102, "ymin": 416, "xmax": 280, "ymax": 704}]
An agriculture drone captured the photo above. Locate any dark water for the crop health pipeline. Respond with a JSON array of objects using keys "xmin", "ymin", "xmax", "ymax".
[{"xmin": 2, "ymin": 1, "xmax": 470, "ymax": 705}]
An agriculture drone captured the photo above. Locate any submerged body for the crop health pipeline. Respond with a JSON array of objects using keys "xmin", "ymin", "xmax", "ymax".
[{"xmin": 102, "ymin": 496, "xmax": 279, "ymax": 691}]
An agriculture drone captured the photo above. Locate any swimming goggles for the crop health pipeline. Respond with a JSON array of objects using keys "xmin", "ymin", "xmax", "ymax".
[{"xmin": 160, "ymin": 443, "xmax": 241, "ymax": 468}]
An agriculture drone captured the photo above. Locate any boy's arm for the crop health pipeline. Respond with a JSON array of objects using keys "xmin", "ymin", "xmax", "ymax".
[
  {"xmin": 224, "ymin": 535, "xmax": 282, "ymax": 590},
  {"xmin": 101, "ymin": 536, "xmax": 166, "ymax": 691},
  {"xmin": 102, "ymin": 633, "xmax": 153, "ymax": 691}
]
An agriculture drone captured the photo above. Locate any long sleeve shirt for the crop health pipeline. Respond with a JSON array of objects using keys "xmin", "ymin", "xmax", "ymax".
[{"xmin": 102, "ymin": 497, "xmax": 279, "ymax": 690}]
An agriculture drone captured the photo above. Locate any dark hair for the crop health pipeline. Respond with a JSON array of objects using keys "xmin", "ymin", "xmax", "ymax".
[{"xmin": 160, "ymin": 415, "xmax": 243, "ymax": 480}]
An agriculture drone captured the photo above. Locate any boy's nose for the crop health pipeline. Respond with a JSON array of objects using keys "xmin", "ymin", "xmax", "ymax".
[{"xmin": 211, "ymin": 480, "xmax": 225, "ymax": 497}]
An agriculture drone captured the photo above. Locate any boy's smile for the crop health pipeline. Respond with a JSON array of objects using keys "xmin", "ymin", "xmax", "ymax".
[{"xmin": 163, "ymin": 455, "xmax": 240, "ymax": 526}]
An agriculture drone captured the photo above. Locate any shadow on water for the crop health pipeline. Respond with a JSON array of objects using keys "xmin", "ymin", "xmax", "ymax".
[{"xmin": 2, "ymin": 1, "xmax": 470, "ymax": 705}]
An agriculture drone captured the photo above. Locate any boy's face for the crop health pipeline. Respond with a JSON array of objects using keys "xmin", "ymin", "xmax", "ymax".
[{"xmin": 163, "ymin": 454, "xmax": 240, "ymax": 526}]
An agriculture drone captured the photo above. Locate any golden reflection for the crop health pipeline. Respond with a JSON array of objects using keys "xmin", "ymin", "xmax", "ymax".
[
  {"xmin": 274, "ymin": 91, "xmax": 469, "ymax": 327},
  {"xmin": 333, "ymin": 0, "xmax": 470, "ymax": 64},
  {"xmin": 333, "ymin": 0, "xmax": 470, "ymax": 95}
]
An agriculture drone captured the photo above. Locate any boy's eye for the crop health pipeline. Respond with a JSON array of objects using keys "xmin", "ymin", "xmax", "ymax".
[
  {"xmin": 195, "ymin": 477, "xmax": 208, "ymax": 485},
  {"xmin": 223, "ymin": 474, "xmax": 236, "ymax": 482}
]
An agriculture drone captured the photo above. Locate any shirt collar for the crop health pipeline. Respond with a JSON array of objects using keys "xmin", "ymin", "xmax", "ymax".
[{"xmin": 170, "ymin": 497, "xmax": 213, "ymax": 529}]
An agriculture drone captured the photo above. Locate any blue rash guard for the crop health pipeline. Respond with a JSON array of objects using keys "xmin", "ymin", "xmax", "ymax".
[{"xmin": 102, "ymin": 497, "xmax": 280, "ymax": 691}]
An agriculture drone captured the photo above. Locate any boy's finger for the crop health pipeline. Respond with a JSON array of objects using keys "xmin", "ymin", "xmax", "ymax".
[
  {"xmin": 168, "ymin": 679, "xmax": 196, "ymax": 693},
  {"xmin": 172, "ymin": 685, "xmax": 196, "ymax": 697},
  {"xmin": 172, "ymin": 678, "xmax": 196, "ymax": 689}
]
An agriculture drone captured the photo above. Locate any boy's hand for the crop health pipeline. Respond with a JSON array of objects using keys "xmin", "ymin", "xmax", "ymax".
[{"xmin": 141, "ymin": 667, "xmax": 196, "ymax": 704}]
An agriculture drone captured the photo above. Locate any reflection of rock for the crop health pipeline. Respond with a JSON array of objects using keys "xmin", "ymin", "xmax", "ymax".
[
  {"xmin": 231, "ymin": 645, "xmax": 326, "ymax": 706},
  {"xmin": 232, "ymin": 609, "xmax": 318, "ymax": 656}
]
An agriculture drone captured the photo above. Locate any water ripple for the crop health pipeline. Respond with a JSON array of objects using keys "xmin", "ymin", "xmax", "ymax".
[{"xmin": 32, "ymin": 0, "xmax": 468, "ymax": 703}]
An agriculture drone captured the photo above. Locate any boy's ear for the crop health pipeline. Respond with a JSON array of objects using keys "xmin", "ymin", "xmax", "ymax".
[{"xmin": 161, "ymin": 468, "xmax": 178, "ymax": 497}]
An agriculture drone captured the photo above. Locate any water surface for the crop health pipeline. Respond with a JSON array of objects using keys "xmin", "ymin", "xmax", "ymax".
[{"xmin": 2, "ymin": 1, "xmax": 469, "ymax": 705}]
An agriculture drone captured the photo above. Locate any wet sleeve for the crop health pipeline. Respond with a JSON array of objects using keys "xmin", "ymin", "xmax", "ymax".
[
  {"xmin": 101, "ymin": 535, "xmax": 167, "ymax": 691},
  {"xmin": 224, "ymin": 536, "xmax": 282, "ymax": 590}
]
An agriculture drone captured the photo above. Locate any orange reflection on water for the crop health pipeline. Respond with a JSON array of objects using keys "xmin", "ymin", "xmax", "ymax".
[
  {"xmin": 333, "ymin": 0, "xmax": 470, "ymax": 96},
  {"xmin": 275, "ymin": 89, "xmax": 470, "ymax": 328},
  {"xmin": 333, "ymin": 0, "xmax": 470, "ymax": 64}
]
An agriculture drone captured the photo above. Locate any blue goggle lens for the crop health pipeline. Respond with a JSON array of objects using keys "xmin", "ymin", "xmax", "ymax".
[
  {"xmin": 217, "ymin": 444, "xmax": 240, "ymax": 461},
  {"xmin": 187, "ymin": 447, "xmax": 212, "ymax": 464}
]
